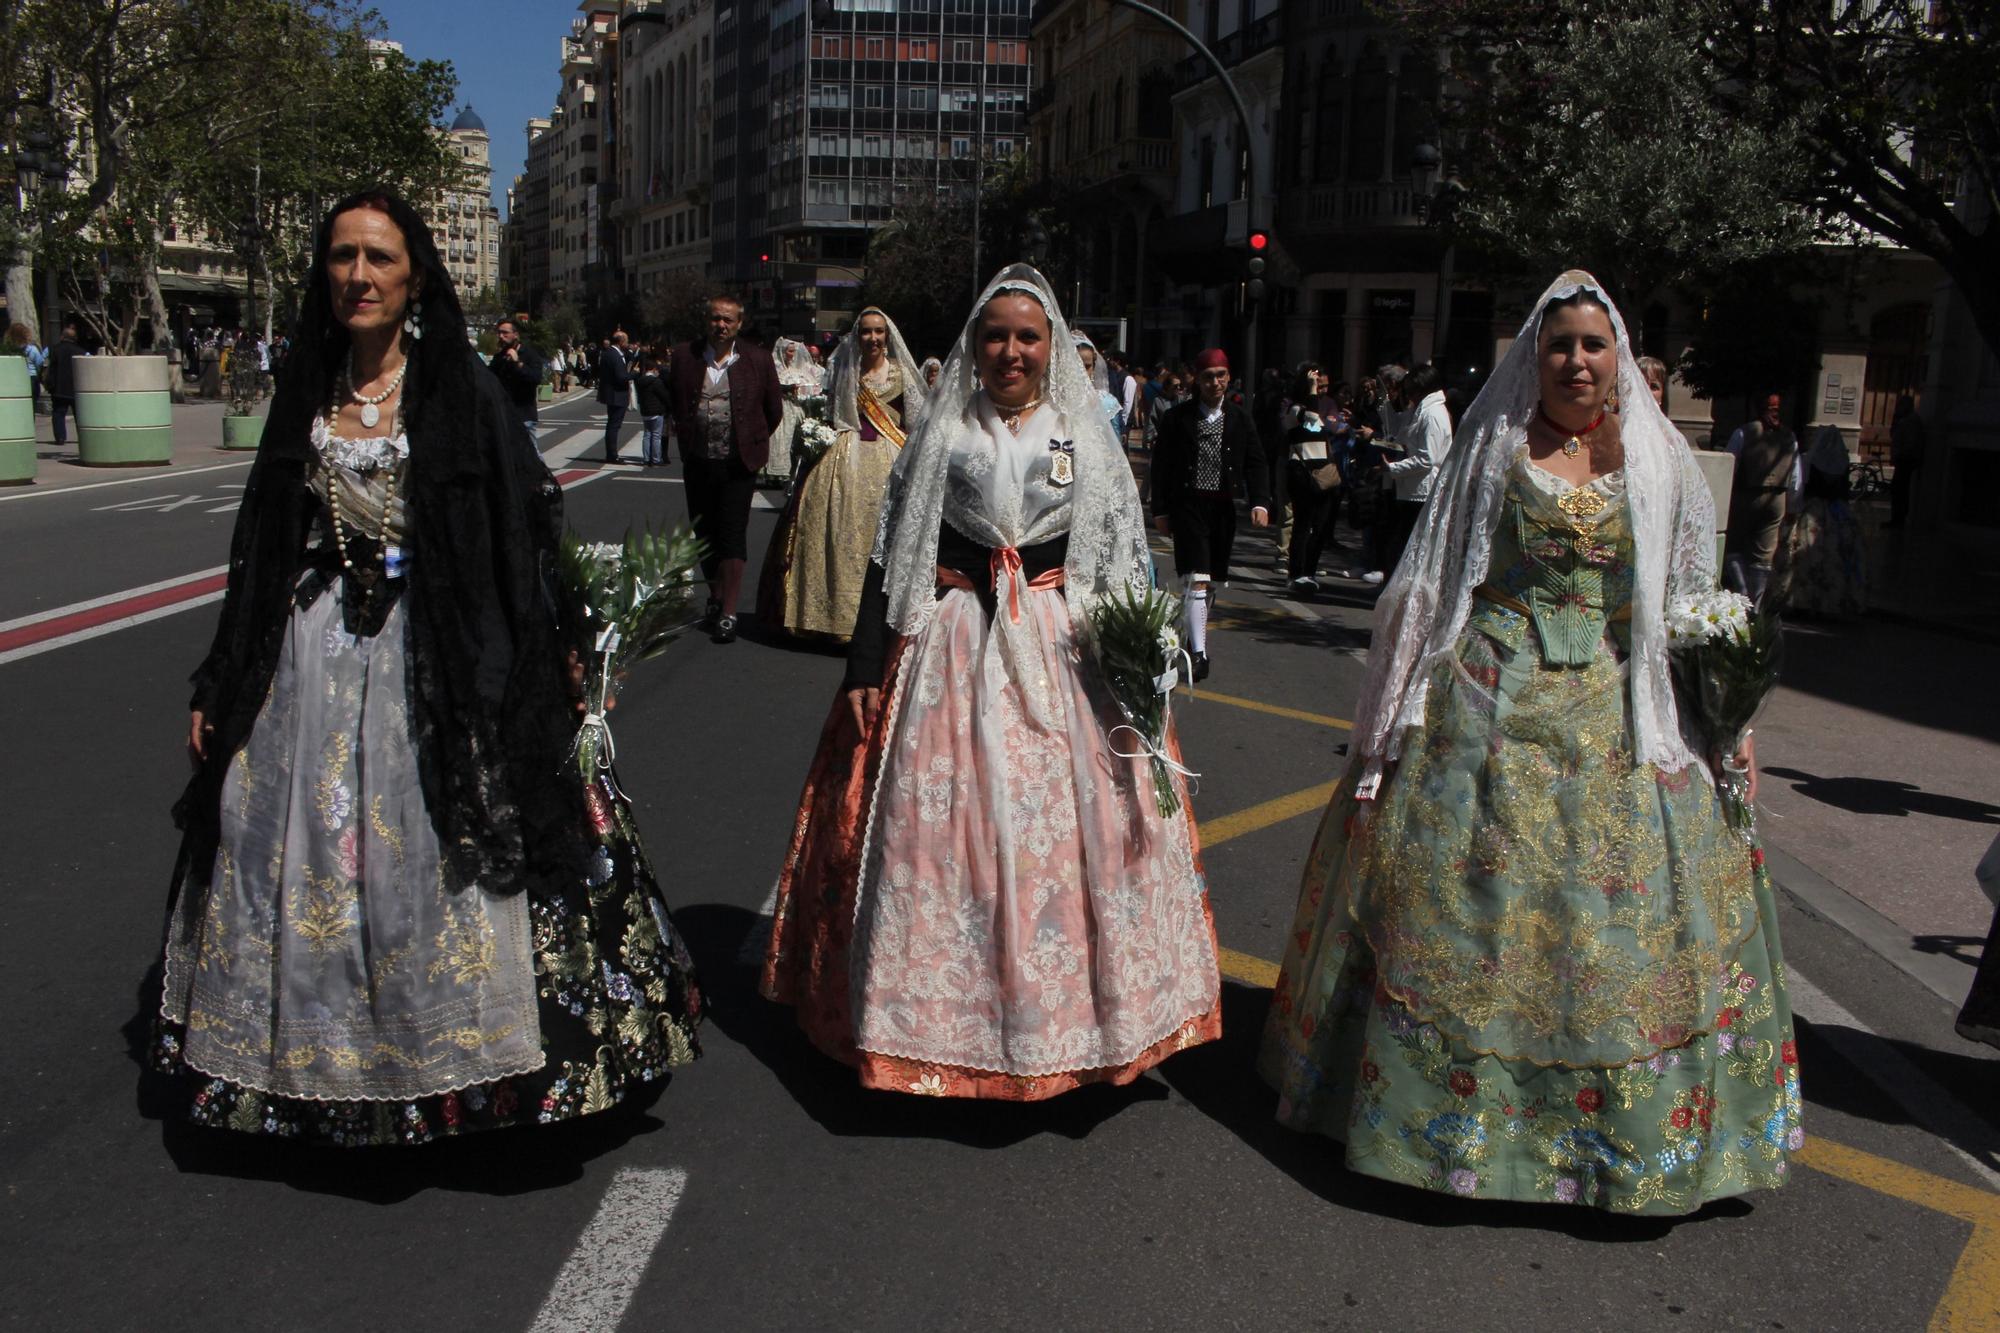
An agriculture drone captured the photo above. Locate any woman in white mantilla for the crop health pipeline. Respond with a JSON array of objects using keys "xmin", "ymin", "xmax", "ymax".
[
  {"xmin": 758, "ymin": 308, "xmax": 925, "ymax": 641},
  {"xmin": 1259, "ymin": 271, "xmax": 1799, "ymax": 1213},
  {"xmin": 761, "ymin": 264, "xmax": 1222, "ymax": 1099},
  {"xmin": 760, "ymin": 336, "xmax": 826, "ymax": 487}
]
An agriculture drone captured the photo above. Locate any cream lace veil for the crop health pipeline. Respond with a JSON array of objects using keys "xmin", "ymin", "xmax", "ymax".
[
  {"xmin": 826, "ymin": 306, "xmax": 926, "ymax": 433},
  {"xmin": 871, "ymin": 263, "xmax": 1150, "ymax": 638},
  {"xmin": 1354, "ymin": 269, "xmax": 1717, "ymax": 782}
]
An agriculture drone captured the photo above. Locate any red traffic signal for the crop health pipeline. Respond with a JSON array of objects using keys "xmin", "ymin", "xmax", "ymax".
[
  {"xmin": 759, "ymin": 251, "xmax": 772, "ymax": 263},
  {"xmin": 1247, "ymin": 229, "xmax": 1270, "ymax": 252}
]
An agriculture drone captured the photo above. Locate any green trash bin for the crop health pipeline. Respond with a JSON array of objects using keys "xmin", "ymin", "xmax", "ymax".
[
  {"xmin": 538, "ymin": 381, "xmax": 554, "ymax": 404},
  {"xmin": 0, "ymin": 356, "xmax": 34, "ymax": 485},
  {"xmin": 76, "ymin": 354, "xmax": 172, "ymax": 466}
]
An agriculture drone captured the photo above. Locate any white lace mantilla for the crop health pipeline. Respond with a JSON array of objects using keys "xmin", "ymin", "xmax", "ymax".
[{"xmin": 1354, "ymin": 270, "xmax": 1716, "ymax": 784}]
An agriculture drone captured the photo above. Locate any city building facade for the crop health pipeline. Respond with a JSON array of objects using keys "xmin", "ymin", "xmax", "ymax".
[
  {"xmin": 752, "ymin": 0, "xmax": 1033, "ymax": 334},
  {"xmin": 434, "ymin": 106, "xmax": 503, "ymax": 302},
  {"xmin": 549, "ymin": 5, "xmax": 621, "ymax": 305},
  {"xmin": 617, "ymin": 0, "xmax": 715, "ymax": 298},
  {"xmin": 1027, "ymin": 0, "xmax": 1180, "ymax": 353}
]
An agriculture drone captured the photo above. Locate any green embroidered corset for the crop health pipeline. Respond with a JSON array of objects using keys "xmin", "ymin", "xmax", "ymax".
[{"xmin": 1470, "ymin": 462, "xmax": 1634, "ymax": 667}]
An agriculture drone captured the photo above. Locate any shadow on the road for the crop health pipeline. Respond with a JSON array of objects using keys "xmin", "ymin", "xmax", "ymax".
[
  {"xmin": 675, "ymin": 901, "xmax": 1168, "ymax": 1147},
  {"xmin": 1914, "ymin": 932, "xmax": 1992, "ymax": 968},
  {"xmin": 1155, "ymin": 983, "xmax": 1758, "ymax": 1239},
  {"xmin": 1768, "ymin": 618, "xmax": 2000, "ymax": 743},
  {"xmin": 1794, "ymin": 1015, "xmax": 2000, "ymax": 1172},
  {"xmin": 120, "ymin": 966, "xmax": 671, "ymax": 1201},
  {"xmin": 1763, "ymin": 767, "xmax": 2000, "ymax": 824}
]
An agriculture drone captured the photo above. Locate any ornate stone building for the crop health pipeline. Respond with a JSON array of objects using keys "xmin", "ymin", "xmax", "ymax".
[{"xmin": 434, "ymin": 106, "xmax": 503, "ymax": 303}]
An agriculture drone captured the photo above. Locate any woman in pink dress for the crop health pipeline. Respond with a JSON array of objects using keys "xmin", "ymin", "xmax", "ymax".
[{"xmin": 761, "ymin": 265, "xmax": 1222, "ymax": 1099}]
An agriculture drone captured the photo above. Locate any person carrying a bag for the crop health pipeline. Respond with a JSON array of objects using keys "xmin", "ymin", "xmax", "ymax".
[{"xmin": 1285, "ymin": 407, "xmax": 1345, "ymax": 593}]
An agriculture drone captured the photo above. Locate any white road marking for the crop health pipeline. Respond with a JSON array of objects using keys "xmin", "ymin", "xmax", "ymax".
[
  {"xmin": 0, "ymin": 465, "xmax": 610, "ymax": 666},
  {"xmin": 0, "ymin": 588, "xmax": 226, "ymax": 666},
  {"xmin": 529, "ymin": 1166, "xmax": 688, "ymax": 1333},
  {"xmin": 0, "ymin": 457, "xmax": 255, "ymax": 503},
  {"xmin": 1786, "ymin": 967, "xmax": 2000, "ymax": 1188},
  {"xmin": 92, "ymin": 492, "xmax": 231, "ymax": 514},
  {"xmin": 0, "ymin": 566, "xmax": 230, "ymax": 634}
]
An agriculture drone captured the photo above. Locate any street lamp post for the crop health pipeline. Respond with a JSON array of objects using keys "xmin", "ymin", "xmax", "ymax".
[
  {"xmin": 15, "ymin": 122, "xmax": 61, "ymax": 340},
  {"xmin": 1095, "ymin": 0, "xmax": 1262, "ymax": 376},
  {"xmin": 1410, "ymin": 142, "xmax": 1464, "ymax": 367}
]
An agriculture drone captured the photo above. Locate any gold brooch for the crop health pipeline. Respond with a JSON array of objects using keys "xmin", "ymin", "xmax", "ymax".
[{"xmin": 1558, "ymin": 487, "xmax": 1607, "ymax": 521}]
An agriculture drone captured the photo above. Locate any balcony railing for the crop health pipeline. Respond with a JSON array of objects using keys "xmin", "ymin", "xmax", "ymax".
[
  {"xmin": 1283, "ymin": 180, "xmax": 1425, "ymax": 231},
  {"xmin": 1171, "ymin": 11, "xmax": 1280, "ymax": 92}
]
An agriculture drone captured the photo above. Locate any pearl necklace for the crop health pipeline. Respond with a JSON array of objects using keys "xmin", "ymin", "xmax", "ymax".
[
  {"xmin": 996, "ymin": 395, "xmax": 1044, "ymax": 434},
  {"xmin": 345, "ymin": 352, "xmax": 408, "ymax": 428},
  {"xmin": 319, "ymin": 407, "xmax": 403, "ymax": 618}
]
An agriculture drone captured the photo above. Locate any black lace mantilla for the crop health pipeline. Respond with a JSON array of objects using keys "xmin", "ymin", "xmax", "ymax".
[{"xmin": 172, "ymin": 350, "xmax": 584, "ymax": 904}]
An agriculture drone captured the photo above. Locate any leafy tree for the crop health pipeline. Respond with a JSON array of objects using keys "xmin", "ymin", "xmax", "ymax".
[
  {"xmin": 639, "ymin": 266, "xmax": 714, "ymax": 346},
  {"xmin": 862, "ymin": 153, "xmax": 1078, "ymax": 356},
  {"xmin": 8, "ymin": 0, "xmax": 461, "ymax": 351},
  {"xmin": 1393, "ymin": 0, "xmax": 2000, "ymax": 360}
]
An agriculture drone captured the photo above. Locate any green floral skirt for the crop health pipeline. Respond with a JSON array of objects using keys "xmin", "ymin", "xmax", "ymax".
[{"xmin": 1258, "ymin": 627, "xmax": 1801, "ymax": 1213}]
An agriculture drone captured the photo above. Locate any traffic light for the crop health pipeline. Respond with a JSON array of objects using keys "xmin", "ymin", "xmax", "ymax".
[{"xmin": 1245, "ymin": 229, "xmax": 1269, "ymax": 304}]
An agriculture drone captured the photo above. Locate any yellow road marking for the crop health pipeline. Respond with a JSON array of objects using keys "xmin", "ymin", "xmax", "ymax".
[
  {"xmin": 1213, "ymin": 945, "xmax": 2000, "ymax": 1328},
  {"xmin": 1217, "ymin": 946, "xmax": 1281, "ymax": 989},
  {"xmin": 1198, "ymin": 782, "xmax": 1335, "ymax": 850},
  {"xmin": 1185, "ymin": 640, "xmax": 1999, "ymax": 1326},
  {"xmin": 1189, "ymin": 689, "xmax": 1355, "ymax": 731}
]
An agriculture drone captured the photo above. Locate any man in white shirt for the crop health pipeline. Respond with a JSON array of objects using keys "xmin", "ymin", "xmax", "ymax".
[{"xmin": 1381, "ymin": 363, "xmax": 1452, "ymax": 572}]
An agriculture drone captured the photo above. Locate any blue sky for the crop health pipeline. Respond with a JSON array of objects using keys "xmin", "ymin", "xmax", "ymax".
[{"xmin": 370, "ymin": 0, "xmax": 578, "ymax": 219}]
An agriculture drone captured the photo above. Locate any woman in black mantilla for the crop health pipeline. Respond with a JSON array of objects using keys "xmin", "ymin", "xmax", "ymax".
[{"xmin": 152, "ymin": 190, "xmax": 701, "ymax": 1146}]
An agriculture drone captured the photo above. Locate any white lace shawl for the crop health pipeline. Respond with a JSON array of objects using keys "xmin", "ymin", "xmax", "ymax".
[
  {"xmin": 826, "ymin": 307, "xmax": 926, "ymax": 434},
  {"xmin": 1073, "ymin": 331, "xmax": 1112, "ymax": 394},
  {"xmin": 773, "ymin": 337, "xmax": 824, "ymax": 393},
  {"xmin": 1354, "ymin": 269, "xmax": 1717, "ymax": 784},
  {"xmin": 871, "ymin": 263, "xmax": 1151, "ymax": 642}
]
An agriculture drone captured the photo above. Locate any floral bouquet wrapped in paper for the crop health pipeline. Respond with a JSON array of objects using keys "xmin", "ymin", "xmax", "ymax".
[
  {"xmin": 1666, "ymin": 587, "xmax": 1783, "ymax": 837},
  {"xmin": 792, "ymin": 394, "xmax": 841, "ymax": 469},
  {"xmin": 1088, "ymin": 584, "xmax": 1197, "ymax": 817},
  {"xmin": 556, "ymin": 525, "xmax": 708, "ymax": 789}
]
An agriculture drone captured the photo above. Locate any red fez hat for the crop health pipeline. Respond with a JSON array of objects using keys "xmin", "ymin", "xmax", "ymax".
[{"xmin": 1195, "ymin": 348, "xmax": 1230, "ymax": 371}]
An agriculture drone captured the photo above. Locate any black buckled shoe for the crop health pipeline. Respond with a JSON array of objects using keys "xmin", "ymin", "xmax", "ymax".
[
  {"xmin": 700, "ymin": 599, "xmax": 722, "ymax": 633},
  {"xmin": 712, "ymin": 613, "xmax": 739, "ymax": 644},
  {"xmin": 1192, "ymin": 651, "xmax": 1211, "ymax": 683}
]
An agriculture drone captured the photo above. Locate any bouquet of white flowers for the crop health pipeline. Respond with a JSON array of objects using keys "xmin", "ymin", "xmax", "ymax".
[
  {"xmin": 556, "ymin": 525, "xmax": 707, "ymax": 788},
  {"xmin": 1666, "ymin": 587, "xmax": 1783, "ymax": 838},
  {"xmin": 1088, "ymin": 584, "xmax": 1197, "ymax": 817},
  {"xmin": 792, "ymin": 394, "xmax": 841, "ymax": 468}
]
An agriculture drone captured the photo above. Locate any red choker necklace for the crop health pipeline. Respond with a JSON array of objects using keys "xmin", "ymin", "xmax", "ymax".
[{"xmin": 1540, "ymin": 406, "xmax": 1606, "ymax": 458}]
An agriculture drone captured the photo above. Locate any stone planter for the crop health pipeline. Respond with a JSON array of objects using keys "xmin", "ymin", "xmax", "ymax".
[
  {"xmin": 222, "ymin": 414, "xmax": 263, "ymax": 450},
  {"xmin": 75, "ymin": 355, "xmax": 172, "ymax": 466},
  {"xmin": 0, "ymin": 356, "xmax": 34, "ymax": 485}
]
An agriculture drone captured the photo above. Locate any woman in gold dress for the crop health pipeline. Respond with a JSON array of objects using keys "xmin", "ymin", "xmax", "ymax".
[{"xmin": 759, "ymin": 307, "xmax": 926, "ymax": 640}]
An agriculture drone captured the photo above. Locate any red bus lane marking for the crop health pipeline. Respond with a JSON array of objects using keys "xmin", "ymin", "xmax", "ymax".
[
  {"xmin": 0, "ymin": 572, "xmax": 231, "ymax": 655},
  {"xmin": 1, "ymin": 466, "xmax": 614, "ymax": 663}
]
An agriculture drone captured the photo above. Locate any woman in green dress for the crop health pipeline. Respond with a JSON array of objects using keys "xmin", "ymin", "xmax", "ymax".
[{"xmin": 1259, "ymin": 271, "xmax": 1801, "ymax": 1214}]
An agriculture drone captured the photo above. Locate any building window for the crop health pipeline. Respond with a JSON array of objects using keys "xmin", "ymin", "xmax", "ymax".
[
  {"xmin": 864, "ymin": 36, "xmax": 885, "ymax": 58},
  {"xmin": 953, "ymin": 38, "xmax": 972, "ymax": 61}
]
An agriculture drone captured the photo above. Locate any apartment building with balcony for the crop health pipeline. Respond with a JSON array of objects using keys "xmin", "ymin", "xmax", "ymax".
[
  {"xmin": 1026, "ymin": 0, "xmax": 1179, "ymax": 353},
  {"xmin": 618, "ymin": 0, "xmax": 716, "ymax": 295},
  {"xmin": 746, "ymin": 0, "xmax": 1032, "ymax": 335},
  {"xmin": 505, "ymin": 117, "xmax": 556, "ymax": 310},
  {"xmin": 433, "ymin": 106, "xmax": 503, "ymax": 303},
  {"xmin": 550, "ymin": 5, "xmax": 622, "ymax": 305}
]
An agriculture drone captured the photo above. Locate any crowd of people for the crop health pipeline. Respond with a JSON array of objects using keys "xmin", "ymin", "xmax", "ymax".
[{"xmin": 139, "ymin": 185, "xmax": 2000, "ymax": 1238}]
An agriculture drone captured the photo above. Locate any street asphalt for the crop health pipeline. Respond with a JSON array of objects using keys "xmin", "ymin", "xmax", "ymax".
[{"xmin": 3, "ymin": 392, "xmax": 1997, "ymax": 1331}]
